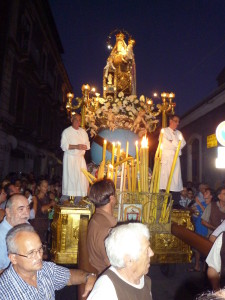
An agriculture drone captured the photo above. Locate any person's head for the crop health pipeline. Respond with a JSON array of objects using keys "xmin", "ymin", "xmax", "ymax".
[
  {"xmin": 169, "ymin": 115, "xmax": 180, "ymax": 130},
  {"xmin": 196, "ymin": 288, "xmax": 225, "ymax": 299},
  {"xmin": 4, "ymin": 183, "xmax": 20, "ymax": 199},
  {"xmin": 105, "ymin": 223, "xmax": 154, "ymax": 280},
  {"xmin": 217, "ymin": 187, "xmax": 225, "ymax": 204},
  {"xmin": 187, "ymin": 188, "xmax": 194, "ymax": 200},
  {"xmin": 6, "ymin": 224, "xmax": 43, "ymax": 273},
  {"xmin": 199, "ymin": 183, "xmax": 208, "ymax": 195},
  {"xmin": 88, "ymin": 179, "xmax": 116, "ymax": 208},
  {"xmin": 204, "ymin": 188, "xmax": 216, "ymax": 205},
  {"xmin": 37, "ymin": 180, "xmax": 48, "ymax": 195},
  {"xmin": 71, "ymin": 114, "xmax": 81, "ymax": 130},
  {"xmin": 6, "ymin": 194, "xmax": 30, "ymax": 226},
  {"xmin": 180, "ymin": 187, "xmax": 187, "ymax": 198},
  {"xmin": 0, "ymin": 186, "xmax": 7, "ymax": 204},
  {"xmin": 15, "ymin": 179, "xmax": 22, "ymax": 192},
  {"xmin": 1, "ymin": 179, "xmax": 10, "ymax": 188}
]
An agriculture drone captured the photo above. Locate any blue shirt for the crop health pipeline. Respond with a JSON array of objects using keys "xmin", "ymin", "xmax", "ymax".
[
  {"xmin": 0, "ymin": 261, "xmax": 71, "ymax": 300},
  {"xmin": 0, "ymin": 217, "xmax": 12, "ymax": 270}
]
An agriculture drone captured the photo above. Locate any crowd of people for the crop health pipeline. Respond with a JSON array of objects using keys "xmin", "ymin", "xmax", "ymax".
[
  {"xmin": 1, "ymin": 169, "xmax": 225, "ymax": 298},
  {"xmin": 0, "ymin": 172, "xmax": 62, "ymax": 258}
]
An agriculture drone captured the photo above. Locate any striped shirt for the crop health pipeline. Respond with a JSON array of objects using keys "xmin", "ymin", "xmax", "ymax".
[{"xmin": 0, "ymin": 261, "xmax": 70, "ymax": 300}]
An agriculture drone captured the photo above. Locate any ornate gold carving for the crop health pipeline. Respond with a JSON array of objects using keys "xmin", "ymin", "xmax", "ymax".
[{"xmin": 51, "ymin": 205, "xmax": 92, "ymax": 264}]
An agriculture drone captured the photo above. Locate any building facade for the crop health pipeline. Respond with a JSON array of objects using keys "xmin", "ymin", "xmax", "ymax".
[
  {"xmin": 0, "ymin": 0, "xmax": 72, "ymax": 180},
  {"xmin": 180, "ymin": 74, "xmax": 225, "ymax": 188}
]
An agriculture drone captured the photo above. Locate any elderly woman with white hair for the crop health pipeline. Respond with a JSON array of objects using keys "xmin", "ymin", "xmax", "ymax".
[{"xmin": 87, "ymin": 222, "xmax": 154, "ymax": 300}]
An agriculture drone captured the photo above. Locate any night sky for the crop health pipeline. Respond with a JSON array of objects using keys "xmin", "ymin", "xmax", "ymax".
[{"xmin": 49, "ymin": 0, "xmax": 225, "ymax": 116}]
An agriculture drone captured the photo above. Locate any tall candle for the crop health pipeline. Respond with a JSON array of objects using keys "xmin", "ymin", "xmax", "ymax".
[
  {"xmin": 102, "ymin": 140, "xmax": 107, "ymax": 165},
  {"xmin": 123, "ymin": 141, "xmax": 129, "ymax": 190},
  {"xmin": 107, "ymin": 164, "xmax": 113, "ymax": 180},
  {"xmin": 135, "ymin": 141, "xmax": 141, "ymax": 192},
  {"xmin": 111, "ymin": 142, "xmax": 115, "ymax": 165},
  {"xmin": 114, "ymin": 142, "xmax": 121, "ymax": 187},
  {"xmin": 156, "ymin": 144, "xmax": 163, "ymax": 193},
  {"xmin": 118, "ymin": 163, "xmax": 125, "ymax": 221},
  {"xmin": 166, "ymin": 135, "xmax": 182, "ymax": 193},
  {"xmin": 131, "ymin": 159, "xmax": 135, "ymax": 192},
  {"xmin": 140, "ymin": 136, "xmax": 149, "ymax": 192},
  {"xmin": 116, "ymin": 142, "xmax": 121, "ymax": 162},
  {"xmin": 127, "ymin": 164, "xmax": 131, "ymax": 192},
  {"xmin": 157, "ymin": 129, "xmax": 164, "ymax": 155}
]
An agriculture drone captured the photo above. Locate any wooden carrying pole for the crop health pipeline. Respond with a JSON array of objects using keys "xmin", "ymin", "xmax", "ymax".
[{"xmin": 171, "ymin": 223, "xmax": 213, "ymax": 257}]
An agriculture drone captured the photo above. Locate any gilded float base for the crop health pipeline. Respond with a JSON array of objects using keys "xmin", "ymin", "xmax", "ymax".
[
  {"xmin": 150, "ymin": 209, "xmax": 194, "ymax": 264},
  {"xmin": 51, "ymin": 202, "xmax": 92, "ymax": 264}
]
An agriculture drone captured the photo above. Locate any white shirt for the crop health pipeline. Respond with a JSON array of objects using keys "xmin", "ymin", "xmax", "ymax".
[
  {"xmin": 87, "ymin": 266, "xmax": 146, "ymax": 300},
  {"xmin": 211, "ymin": 220, "xmax": 225, "ymax": 238},
  {"xmin": 206, "ymin": 233, "xmax": 223, "ymax": 273}
]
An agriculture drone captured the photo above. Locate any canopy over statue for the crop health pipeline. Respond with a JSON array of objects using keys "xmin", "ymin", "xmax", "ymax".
[{"xmin": 103, "ymin": 32, "xmax": 136, "ymax": 100}]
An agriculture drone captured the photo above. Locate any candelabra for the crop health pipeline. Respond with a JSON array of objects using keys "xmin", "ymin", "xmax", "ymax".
[
  {"xmin": 66, "ymin": 84, "xmax": 99, "ymax": 128},
  {"xmin": 150, "ymin": 92, "xmax": 176, "ymax": 128}
]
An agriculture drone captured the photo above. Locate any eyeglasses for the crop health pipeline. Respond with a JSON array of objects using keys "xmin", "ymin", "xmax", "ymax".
[{"xmin": 12, "ymin": 245, "xmax": 44, "ymax": 259}]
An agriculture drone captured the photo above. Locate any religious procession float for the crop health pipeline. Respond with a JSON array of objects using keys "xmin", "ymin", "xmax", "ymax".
[{"xmin": 51, "ymin": 30, "xmax": 211, "ymax": 273}]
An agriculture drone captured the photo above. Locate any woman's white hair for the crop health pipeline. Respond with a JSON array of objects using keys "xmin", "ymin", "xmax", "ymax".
[{"xmin": 105, "ymin": 222, "xmax": 150, "ymax": 268}]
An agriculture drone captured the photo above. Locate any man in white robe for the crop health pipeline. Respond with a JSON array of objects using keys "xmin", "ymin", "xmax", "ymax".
[
  {"xmin": 61, "ymin": 114, "xmax": 90, "ymax": 198},
  {"xmin": 159, "ymin": 115, "xmax": 186, "ymax": 206}
]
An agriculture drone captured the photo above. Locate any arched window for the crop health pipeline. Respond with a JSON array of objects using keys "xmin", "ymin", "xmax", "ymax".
[{"xmin": 186, "ymin": 134, "xmax": 202, "ymax": 183}]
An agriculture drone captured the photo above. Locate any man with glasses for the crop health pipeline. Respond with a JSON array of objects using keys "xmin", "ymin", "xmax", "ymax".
[
  {"xmin": 0, "ymin": 194, "xmax": 30, "ymax": 274},
  {"xmin": 0, "ymin": 224, "xmax": 96, "ymax": 299},
  {"xmin": 159, "ymin": 114, "xmax": 186, "ymax": 207}
]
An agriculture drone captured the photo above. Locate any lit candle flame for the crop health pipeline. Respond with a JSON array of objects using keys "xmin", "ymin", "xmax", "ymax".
[{"xmin": 141, "ymin": 135, "xmax": 148, "ymax": 148}]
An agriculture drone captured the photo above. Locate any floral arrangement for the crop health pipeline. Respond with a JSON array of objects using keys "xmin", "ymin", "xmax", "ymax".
[{"xmin": 85, "ymin": 92, "xmax": 159, "ymax": 137}]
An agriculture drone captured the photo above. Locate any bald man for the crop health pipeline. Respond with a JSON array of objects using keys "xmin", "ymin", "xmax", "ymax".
[
  {"xmin": 0, "ymin": 224, "xmax": 96, "ymax": 299},
  {"xmin": 61, "ymin": 114, "xmax": 90, "ymax": 200},
  {"xmin": 0, "ymin": 194, "xmax": 30, "ymax": 273}
]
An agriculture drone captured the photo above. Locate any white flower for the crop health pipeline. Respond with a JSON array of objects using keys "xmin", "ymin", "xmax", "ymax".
[
  {"xmin": 131, "ymin": 106, "xmax": 137, "ymax": 114},
  {"xmin": 99, "ymin": 97, "xmax": 106, "ymax": 104},
  {"xmin": 117, "ymin": 101, "xmax": 122, "ymax": 107},
  {"xmin": 126, "ymin": 106, "xmax": 131, "ymax": 111},
  {"xmin": 96, "ymin": 108, "xmax": 102, "ymax": 115},
  {"xmin": 118, "ymin": 91, "xmax": 124, "ymax": 98},
  {"xmin": 127, "ymin": 95, "xmax": 137, "ymax": 102},
  {"xmin": 112, "ymin": 106, "xmax": 119, "ymax": 114},
  {"xmin": 123, "ymin": 99, "xmax": 128, "ymax": 106},
  {"xmin": 105, "ymin": 102, "xmax": 110, "ymax": 108},
  {"xmin": 134, "ymin": 99, "xmax": 139, "ymax": 104}
]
